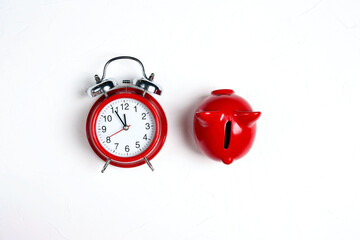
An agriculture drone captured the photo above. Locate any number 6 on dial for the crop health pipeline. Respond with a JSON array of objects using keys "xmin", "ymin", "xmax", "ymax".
[{"xmin": 86, "ymin": 57, "xmax": 167, "ymax": 172}]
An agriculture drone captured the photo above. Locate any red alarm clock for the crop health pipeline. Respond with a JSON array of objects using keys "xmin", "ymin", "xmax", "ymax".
[
  {"xmin": 194, "ymin": 89, "xmax": 260, "ymax": 164},
  {"xmin": 86, "ymin": 56, "xmax": 167, "ymax": 172}
]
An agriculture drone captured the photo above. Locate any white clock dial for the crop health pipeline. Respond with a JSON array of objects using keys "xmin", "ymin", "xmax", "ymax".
[{"xmin": 95, "ymin": 98, "xmax": 156, "ymax": 157}]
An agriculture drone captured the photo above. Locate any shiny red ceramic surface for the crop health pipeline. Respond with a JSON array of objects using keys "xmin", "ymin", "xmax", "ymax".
[{"xmin": 193, "ymin": 89, "xmax": 260, "ymax": 164}]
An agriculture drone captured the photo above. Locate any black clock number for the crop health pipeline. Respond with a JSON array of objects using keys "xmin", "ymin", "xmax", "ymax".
[
  {"xmin": 145, "ymin": 123, "xmax": 150, "ymax": 130},
  {"xmin": 143, "ymin": 134, "xmax": 147, "ymax": 140},
  {"xmin": 134, "ymin": 106, "xmax": 137, "ymax": 112},
  {"xmin": 102, "ymin": 126, "xmax": 106, "ymax": 133},
  {"xmin": 114, "ymin": 143, "xmax": 119, "ymax": 150},
  {"xmin": 135, "ymin": 141, "xmax": 140, "ymax": 148},
  {"xmin": 142, "ymin": 113, "xmax": 146, "ymax": 120},
  {"xmin": 125, "ymin": 145, "xmax": 130, "ymax": 152},
  {"xmin": 120, "ymin": 103, "xmax": 129, "ymax": 110},
  {"xmin": 106, "ymin": 136, "xmax": 111, "ymax": 143},
  {"xmin": 111, "ymin": 106, "xmax": 118, "ymax": 113},
  {"xmin": 102, "ymin": 115, "xmax": 112, "ymax": 122}
]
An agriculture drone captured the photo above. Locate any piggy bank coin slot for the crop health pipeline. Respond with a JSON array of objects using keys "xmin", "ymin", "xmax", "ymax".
[{"xmin": 224, "ymin": 121, "xmax": 232, "ymax": 149}]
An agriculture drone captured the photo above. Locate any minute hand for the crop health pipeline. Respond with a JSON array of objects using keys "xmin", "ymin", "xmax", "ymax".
[{"xmin": 115, "ymin": 111, "xmax": 126, "ymax": 127}]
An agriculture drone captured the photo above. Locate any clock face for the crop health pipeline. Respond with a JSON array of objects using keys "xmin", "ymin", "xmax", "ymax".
[{"xmin": 95, "ymin": 98, "xmax": 156, "ymax": 157}]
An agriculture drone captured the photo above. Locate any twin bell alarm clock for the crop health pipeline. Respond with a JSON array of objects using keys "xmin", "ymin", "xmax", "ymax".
[{"xmin": 86, "ymin": 56, "xmax": 167, "ymax": 173}]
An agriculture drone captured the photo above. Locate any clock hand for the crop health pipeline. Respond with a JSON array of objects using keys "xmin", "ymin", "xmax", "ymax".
[
  {"xmin": 115, "ymin": 111, "xmax": 126, "ymax": 127},
  {"xmin": 109, "ymin": 125, "xmax": 131, "ymax": 138},
  {"xmin": 123, "ymin": 114, "xmax": 127, "ymax": 126}
]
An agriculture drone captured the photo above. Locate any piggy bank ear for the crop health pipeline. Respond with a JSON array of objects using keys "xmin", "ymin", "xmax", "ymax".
[
  {"xmin": 234, "ymin": 111, "xmax": 261, "ymax": 127},
  {"xmin": 195, "ymin": 111, "xmax": 224, "ymax": 127}
]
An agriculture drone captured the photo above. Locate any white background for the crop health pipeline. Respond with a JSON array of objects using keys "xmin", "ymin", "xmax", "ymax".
[{"xmin": 1, "ymin": 0, "xmax": 360, "ymax": 239}]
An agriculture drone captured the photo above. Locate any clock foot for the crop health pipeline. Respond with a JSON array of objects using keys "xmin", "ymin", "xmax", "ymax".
[
  {"xmin": 144, "ymin": 157, "xmax": 154, "ymax": 171},
  {"xmin": 101, "ymin": 158, "xmax": 111, "ymax": 173}
]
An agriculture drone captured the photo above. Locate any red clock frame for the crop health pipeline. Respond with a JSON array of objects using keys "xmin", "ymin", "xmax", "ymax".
[{"xmin": 86, "ymin": 88, "xmax": 167, "ymax": 168}]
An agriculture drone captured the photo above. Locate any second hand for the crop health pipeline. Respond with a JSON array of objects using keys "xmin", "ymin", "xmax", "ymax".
[{"xmin": 109, "ymin": 125, "xmax": 131, "ymax": 138}]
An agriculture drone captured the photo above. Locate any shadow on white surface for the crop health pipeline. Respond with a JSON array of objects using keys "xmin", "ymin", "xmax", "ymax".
[
  {"xmin": 178, "ymin": 95, "xmax": 207, "ymax": 156},
  {"xmin": 73, "ymin": 79, "xmax": 99, "ymax": 167}
]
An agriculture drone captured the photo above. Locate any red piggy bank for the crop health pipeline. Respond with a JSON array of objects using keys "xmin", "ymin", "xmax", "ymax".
[{"xmin": 193, "ymin": 89, "xmax": 261, "ymax": 164}]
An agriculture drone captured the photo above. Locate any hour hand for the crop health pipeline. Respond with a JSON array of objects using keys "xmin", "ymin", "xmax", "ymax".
[
  {"xmin": 115, "ymin": 111, "xmax": 126, "ymax": 127},
  {"xmin": 123, "ymin": 114, "xmax": 127, "ymax": 126}
]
